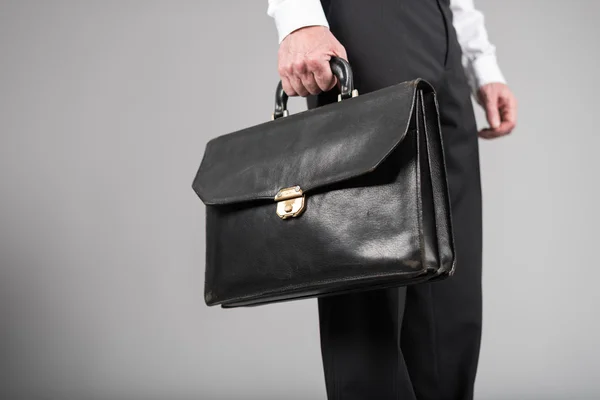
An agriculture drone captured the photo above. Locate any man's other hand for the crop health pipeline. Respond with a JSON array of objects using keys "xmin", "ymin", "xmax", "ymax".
[
  {"xmin": 278, "ymin": 26, "xmax": 347, "ymax": 97},
  {"xmin": 477, "ymin": 82, "xmax": 518, "ymax": 139}
]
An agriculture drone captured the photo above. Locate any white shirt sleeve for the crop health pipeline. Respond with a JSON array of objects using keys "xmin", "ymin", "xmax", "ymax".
[
  {"xmin": 267, "ymin": 0, "xmax": 329, "ymax": 43},
  {"xmin": 267, "ymin": 0, "xmax": 506, "ymax": 93},
  {"xmin": 450, "ymin": 0, "xmax": 506, "ymax": 93}
]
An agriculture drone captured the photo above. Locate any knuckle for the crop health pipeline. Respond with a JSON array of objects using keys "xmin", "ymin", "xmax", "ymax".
[
  {"xmin": 305, "ymin": 58, "xmax": 322, "ymax": 70},
  {"xmin": 291, "ymin": 60, "xmax": 307, "ymax": 73},
  {"xmin": 318, "ymin": 81, "xmax": 332, "ymax": 92},
  {"xmin": 283, "ymin": 64, "xmax": 294, "ymax": 75},
  {"xmin": 308, "ymin": 86, "xmax": 321, "ymax": 95},
  {"xmin": 298, "ymin": 86, "xmax": 309, "ymax": 96},
  {"xmin": 281, "ymin": 82, "xmax": 295, "ymax": 96}
]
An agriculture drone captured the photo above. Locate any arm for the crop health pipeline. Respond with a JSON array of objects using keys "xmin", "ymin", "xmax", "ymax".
[
  {"xmin": 268, "ymin": 0, "xmax": 516, "ymax": 138},
  {"xmin": 267, "ymin": 0, "xmax": 346, "ymax": 97},
  {"xmin": 451, "ymin": 0, "xmax": 505, "ymax": 93},
  {"xmin": 267, "ymin": 0, "xmax": 329, "ymax": 44},
  {"xmin": 451, "ymin": 0, "xmax": 517, "ymax": 138}
]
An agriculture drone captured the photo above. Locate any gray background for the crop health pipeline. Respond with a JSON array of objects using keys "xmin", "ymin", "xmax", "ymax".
[{"xmin": 1, "ymin": 1, "xmax": 599, "ymax": 399}]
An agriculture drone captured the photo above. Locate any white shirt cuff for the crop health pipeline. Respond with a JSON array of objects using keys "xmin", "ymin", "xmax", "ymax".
[
  {"xmin": 267, "ymin": 0, "xmax": 330, "ymax": 43},
  {"xmin": 470, "ymin": 54, "xmax": 507, "ymax": 89}
]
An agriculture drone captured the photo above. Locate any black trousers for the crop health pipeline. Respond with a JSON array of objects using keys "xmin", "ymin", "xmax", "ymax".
[{"xmin": 307, "ymin": 1, "xmax": 483, "ymax": 399}]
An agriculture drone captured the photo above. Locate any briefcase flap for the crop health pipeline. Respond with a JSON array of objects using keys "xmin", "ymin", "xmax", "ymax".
[{"xmin": 193, "ymin": 80, "xmax": 430, "ymax": 206}]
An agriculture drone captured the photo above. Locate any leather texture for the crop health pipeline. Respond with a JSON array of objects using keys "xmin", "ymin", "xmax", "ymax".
[{"xmin": 192, "ymin": 63, "xmax": 455, "ymax": 308}]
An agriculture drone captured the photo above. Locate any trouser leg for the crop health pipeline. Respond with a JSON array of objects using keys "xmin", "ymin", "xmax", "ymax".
[
  {"xmin": 318, "ymin": 288, "xmax": 417, "ymax": 400},
  {"xmin": 315, "ymin": 74, "xmax": 482, "ymax": 400},
  {"xmin": 399, "ymin": 62, "xmax": 483, "ymax": 400},
  {"xmin": 310, "ymin": 1, "xmax": 483, "ymax": 398},
  {"xmin": 316, "ymin": 76, "xmax": 482, "ymax": 400}
]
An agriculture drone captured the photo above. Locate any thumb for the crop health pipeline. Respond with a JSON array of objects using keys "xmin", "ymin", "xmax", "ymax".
[{"xmin": 484, "ymin": 95, "xmax": 500, "ymax": 129}]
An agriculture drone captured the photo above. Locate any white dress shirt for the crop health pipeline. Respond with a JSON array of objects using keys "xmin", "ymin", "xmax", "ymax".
[{"xmin": 267, "ymin": 0, "xmax": 506, "ymax": 94}]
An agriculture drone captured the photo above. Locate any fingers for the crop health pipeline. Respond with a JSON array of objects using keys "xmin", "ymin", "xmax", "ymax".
[
  {"xmin": 313, "ymin": 44, "xmax": 348, "ymax": 92},
  {"xmin": 310, "ymin": 58, "xmax": 336, "ymax": 92},
  {"xmin": 289, "ymin": 72, "xmax": 310, "ymax": 97},
  {"xmin": 478, "ymin": 111, "xmax": 516, "ymax": 138},
  {"xmin": 279, "ymin": 62, "xmax": 296, "ymax": 96},
  {"xmin": 501, "ymin": 93, "xmax": 517, "ymax": 129},
  {"xmin": 277, "ymin": 26, "xmax": 346, "ymax": 97},
  {"xmin": 335, "ymin": 45, "xmax": 348, "ymax": 64},
  {"xmin": 478, "ymin": 83, "xmax": 518, "ymax": 140},
  {"xmin": 484, "ymin": 95, "xmax": 500, "ymax": 129},
  {"xmin": 279, "ymin": 65, "xmax": 310, "ymax": 97},
  {"xmin": 279, "ymin": 59, "xmax": 328, "ymax": 97},
  {"xmin": 282, "ymin": 59, "xmax": 333, "ymax": 97},
  {"xmin": 478, "ymin": 121, "xmax": 513, "ymax": 139},
  {"xmin": 280, "ymin": 78, "xmax": 296, "ymax": 97},
  {"xmin": 294, "ymin": 60, "xmax": 320, "ymax": 95}
]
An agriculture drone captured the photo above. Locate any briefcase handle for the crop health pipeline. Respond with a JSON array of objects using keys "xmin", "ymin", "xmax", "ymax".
[{"xmin": 272, "ymin": 56, "xmax": 358, "ymax": 120}]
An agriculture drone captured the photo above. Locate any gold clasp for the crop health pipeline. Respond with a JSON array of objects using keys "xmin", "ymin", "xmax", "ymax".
[{"xmin": 275, "ymin": 186, "xmax": 305, "ymax": 219}]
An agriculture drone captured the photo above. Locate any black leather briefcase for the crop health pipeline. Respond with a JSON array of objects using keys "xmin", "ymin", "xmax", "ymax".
[{"xmin": 192, "ymin": 57, "xmax": 455, "ymax": 308}]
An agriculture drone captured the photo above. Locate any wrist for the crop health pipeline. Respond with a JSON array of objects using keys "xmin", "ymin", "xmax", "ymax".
[{"xmin": 472, "ymin": 54, "xmax": 506, "ymax": 89}]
